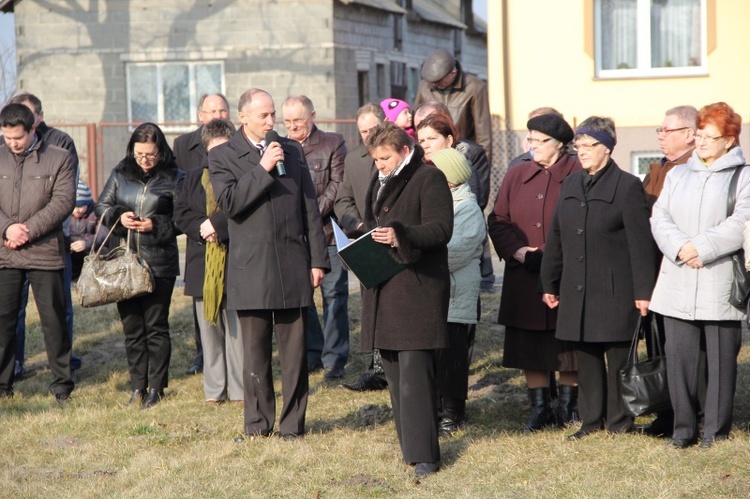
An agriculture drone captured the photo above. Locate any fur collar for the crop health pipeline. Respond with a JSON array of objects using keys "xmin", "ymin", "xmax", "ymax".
[
  {"xmin": 364, "ymin": 146, "xmax": 425, "ymax": 227},
  {"xmin": 115, "ymin": 157, "xmax": 179, "ymax": 182}
]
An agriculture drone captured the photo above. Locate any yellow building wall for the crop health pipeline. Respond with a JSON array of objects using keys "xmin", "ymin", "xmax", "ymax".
[{"xmin": 489, "ymin": 0, "xmax": 750, "ymax": 130}]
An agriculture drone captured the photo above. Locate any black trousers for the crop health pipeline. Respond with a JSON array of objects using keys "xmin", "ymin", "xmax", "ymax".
[
  {"xmin": 663, "ymin": 317, "xmax": 741, "ymax": 440},
  {"xmin": 239, "ymin": 307, "xmax": 308, "ymax": 437},
  {"xmin": 436, "ymin": 322, "xmax": 473, "ymax": 420},
  {"xmin": 381, "ymin": 349, "xmax": 440, "ymax": 464},
  {"xmin": 116, "ymin": 276, "xmax": 175, "ymax": 391},
  {"xmin": 0, "ymin": 268, "xmax": 73, "ymax": 395},
  {"xmin": 576, "ymin": 341, "xmax": 632, "ymax": 433}
]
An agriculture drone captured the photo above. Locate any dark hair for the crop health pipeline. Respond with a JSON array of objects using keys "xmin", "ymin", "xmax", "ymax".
[
  {"xmin": 366, "ymin": 121, "xmax": 412, "ymax": 151},
  {"xmin": 416, "ymin": 113, "xmax": 459, "ymax": 146},
  {"xmin": 125, "ymin": 123, "xmax": 174, "ymax": 167},
  {"xmin": 697, "ymin": 102, "xmax": 742, "ymax": 147},
  {"xmin": 0, "ymin": 103, "xmax": 35, "ymax": 132},
  {"xmin": 201, "ymin": 119, "xmax": 236, "ymax": 149},
  {"xmin": 9, "ymin": 93, "xmax": 42, "ymax": 115}
]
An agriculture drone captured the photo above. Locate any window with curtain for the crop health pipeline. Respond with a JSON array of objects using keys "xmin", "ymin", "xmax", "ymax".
[
  {"xmin": 126, "ymin": 61, "xmax": 224, "ymax": 126},
  {"xmin": 596, "ymin": 0, "xmax": 705, "ymax": 78}
]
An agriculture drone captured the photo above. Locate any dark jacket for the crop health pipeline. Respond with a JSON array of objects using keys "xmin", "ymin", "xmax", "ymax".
[
  {"xmin": 69, "ymin": 203, "xmax": 106, "ymax": 253},
  {"xmin": 300, "ymin": 125, "xmax": 346, "ymax": 245},
  {"xmin": 489, "ymin": 154, "xmax": 581, "ymax": 331},
  {"xmin": 173, "ymin": 126, "xmax": 206, "ymax": 173},
  {"xmin": 456, "ymin": 138, "xmax": 490, "ymax": 209},
  {"xmin": 642, "ymin": 149, "xmax": 692, "ymax": 210},
  {"xmin": 334, "ymin": 144, "xmax": 375, "ymax": 238},
  {"xmin": 173, "ymin": 161, "xmax": 230, "ymax": 297},
  {"xmin": 360, "ymin": 147, "xmax": 454, "ymax": 351},
  {"xmin": 209, "ymin": 129, "xmax": 329, "ymax": 311},
  {"xmin": 37, "ymin": 121, "xmax": 79, "ymax": 174},
  {"xmin": 540, "ymin": 161, "xmax": 658, "ymax": 343},
  {"xmin": 96, "ymin": 158, "xmax": 184, "ymax": 278},
  {"xmin": 415, "ymin": 61, "xmax": 492, "ymax": 161},
  {"xmin": 0, "ymin": 136, "xmax": 76, "ymax": 270}
]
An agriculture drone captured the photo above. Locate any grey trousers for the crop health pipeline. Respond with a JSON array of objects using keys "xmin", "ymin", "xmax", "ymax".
[
  {"xmin": 663, "ymin": 317, "xmax": 741, "ymax": 440},
  {"xmin": 195, "ymin": 298, "xmax": 243, "ymax": 401}
]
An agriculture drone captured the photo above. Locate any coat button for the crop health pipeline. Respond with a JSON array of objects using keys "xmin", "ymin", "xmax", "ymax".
[
  {"xmin": 580, "ymin": 202, "xmax": 586, "ymax": 208},
  {"xmin": 383, "ymin": 207, "xmax": 389, "ymax": 212},
  {"xmin": 537, "ymin": 194, "xmax": 544, "ymax": 199},
  {"xmin": 577, "ymin": 256, "xmax": 583, "ymax": 262},
  {"xmin": 534, "ymin": 222, "xmax": 541, "ymax": 228},
  {"xmin": 576, "ymin": 285, "xmax": 583, "ymax": 291},
  {"xmin": 576, "ymin": 229, "xmax": 583, "ymax": 235}
]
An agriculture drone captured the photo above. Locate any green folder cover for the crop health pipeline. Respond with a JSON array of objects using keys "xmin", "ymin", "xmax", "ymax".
[{"xmin": 331, "ymin": 220, "xmax": 406, "ymax": 289}]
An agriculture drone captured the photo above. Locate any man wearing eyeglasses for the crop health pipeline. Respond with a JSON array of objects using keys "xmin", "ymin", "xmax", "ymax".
[
  {"xmin": 643, "ymin": 106, "xmax": 698, "ymax": 208},
  {"xmin": 173, "ymin": 93, "xmax": 231, "ymax": 377},
  {"xmin": 281, "ymin": 95, "xmax": 349, "ymax": 381},
  {"xmin": 641, "ymin": 105, "xmax": 698, "ymax": 439}
]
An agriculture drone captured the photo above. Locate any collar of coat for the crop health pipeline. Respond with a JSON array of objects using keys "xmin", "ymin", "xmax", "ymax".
[
  {"xmin": 520, "ymin": 153, "xmax": 579, "ymax": 184},
  {"xmin": 117, "ymin": 156, "xmax": 179, "ymax": 182},
  {"xmin": 564, "ymin": 158, "xmax": 622, "ymax": 203},
  {"xmin": 187, "ymin": 125, "xmax": 206, "ymax": 153},
  {"xmin": 364, "ymin": 146, "xmax": 425, "ymax": 226}
]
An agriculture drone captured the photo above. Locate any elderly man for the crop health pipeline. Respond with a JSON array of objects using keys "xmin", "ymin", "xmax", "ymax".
[
  {"xmin": 173, "ymin": 93, "xmax": 231, "ymax": 376},
  {"xmin": 9, "ymin": 93, "xmax": 80, "ymax": 378},
  {"xmin": 282, "ymin": 95, "xmax": 348, "ymax": 381},
  {"xmin": 0, "ymin": 103, "xmax": 76, "ymax": 401},
  {"xmin": 334, "ymin": 102, "xmax": 389, "ymax": 392},
  {"xmin": 414, "ymin": 48, "xmax": 492, "ymax": 162},
  {"xmin": 641, "ymin": 105, "xmax": 699, "ymax": 438},
  {"xmin": 209, "ymin": 88, "xmax": 328, "ymax": 440}
]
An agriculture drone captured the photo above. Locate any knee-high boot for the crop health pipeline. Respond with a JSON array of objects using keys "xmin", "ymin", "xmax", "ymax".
[
  {"xmin": 524, "ymin": 387, "xmax": 555, "ymax": 432},
  {"xmin": 557, "ymin": 385, "xmax": 579, "ymax": 427}
]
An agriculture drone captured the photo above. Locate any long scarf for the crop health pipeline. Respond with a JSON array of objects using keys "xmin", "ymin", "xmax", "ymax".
[{"xmin": 202, "ymin": 168, "xmax": 226, "ymax": 325}]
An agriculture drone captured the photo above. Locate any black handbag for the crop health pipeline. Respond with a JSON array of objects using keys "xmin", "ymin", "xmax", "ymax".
[
  {"xmin": 727, "ymin": 165, "xmax": 750, "ymax": 310},
  {"xmin": 76, "ymin": 211, "xmax": 155, "ymax": 308},
  {"xmin": 618, "ymin": 314, "xmax": 671, "ymax": 417}
]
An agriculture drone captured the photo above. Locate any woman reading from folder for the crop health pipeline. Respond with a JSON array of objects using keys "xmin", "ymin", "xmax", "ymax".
[{"xmin": 360, "ymin": 121, "xmax": 453, "ymax": 479}]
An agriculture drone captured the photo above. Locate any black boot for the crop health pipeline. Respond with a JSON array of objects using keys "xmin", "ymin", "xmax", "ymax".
[
  {"xmin": 557, "ymin": 385, "xmax": 579, "ymax": 427},
  {"xmin": 524, "ymin": 387, "xmax": 555, "ymax": 432}
]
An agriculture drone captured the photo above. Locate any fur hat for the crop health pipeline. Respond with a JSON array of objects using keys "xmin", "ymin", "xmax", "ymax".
[
  {"xmin": 380, "ymin": 98, "xmax": 411, "ymax": 123},
  {"xmin": 421, "ymin": 49, "xmax": 456, "ymax": 83},
  {"xmin": 76, "ymin": 180, "xmax": 93, "ymax": 206},
  {"xmin": 527, "ymin": 114, "xmax": 574, "ymax": 144},
  {"xmin": 432, "ymin": 148, "xmax": 471, "ymax": 186}
]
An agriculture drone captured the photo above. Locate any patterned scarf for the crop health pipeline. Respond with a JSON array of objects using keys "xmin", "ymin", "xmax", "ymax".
[{"xmin": 202, "ymin": 168, "xmax": 226, "ymax": 325}]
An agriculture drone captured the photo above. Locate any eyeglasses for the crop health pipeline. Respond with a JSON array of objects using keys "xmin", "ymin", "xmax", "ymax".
[
  {"xmin": 528, "ymin": 137, "xmax": 552, "ymax": 146},
  {"xmin": 134, "ymin": 152, "xmax": 159, "ymax": 161},
  {"xmin": 694, "ymin": 133, "xmax": 723, "ymax": 143},
  {"xmin": 656, "ymin": 126, "xmax": 689, "ymax": 135},
  {"xmin": 572, "ymin": 141, "xmax": 601, "ymax": 153},
  {"xmin": 283, "ymin": 118, "xmax": 310, "ymax": 128}
]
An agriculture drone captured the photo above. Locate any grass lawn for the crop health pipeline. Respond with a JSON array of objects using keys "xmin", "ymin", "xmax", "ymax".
[{"xmin": 3, "ymin": 284, "xmax": 750, "ymax": 498}]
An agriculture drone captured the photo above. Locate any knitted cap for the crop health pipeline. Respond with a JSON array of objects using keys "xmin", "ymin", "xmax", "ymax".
[
  {"xmin": 421, "ymin": 49, "xmax": 456, "ymax": 83},
  {"xmin": 76, "ymin": 180, "xmax": 93, "ymax": 206},
  {"xmin": 380, "ymin": 98, "xmax": 410, "ymax": 124},
  {"xmin": 527, "ymin": 114, "xmax": 574, "ymax": 144},
  {"xmin": 432, "ymin": 148, "xmax": 471, "ymax": 185}
]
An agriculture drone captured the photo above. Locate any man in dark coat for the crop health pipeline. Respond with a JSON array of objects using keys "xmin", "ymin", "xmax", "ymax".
[
  {"xmin": 9, "ymin": 93, "xmax": 81, "ymax": 378},
  {"xmin": 282, "ymin": 95, "xmax": 348, "ymax": 380},
  {"xmin": 173, "ymin": 93, "xmax": 230, "ymax": 376},
  {"xmin": 209, "ymin": 88, "xmax": 329, "ymax": 439},
  {"xmin": 0, "ymin": 103, "xmax": 76, "ymax": 401}
]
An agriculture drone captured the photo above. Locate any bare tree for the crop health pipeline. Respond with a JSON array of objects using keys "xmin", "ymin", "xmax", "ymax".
[{"xmin": 0, "ymin": 38, "xmax": 16, "ymax": 104}]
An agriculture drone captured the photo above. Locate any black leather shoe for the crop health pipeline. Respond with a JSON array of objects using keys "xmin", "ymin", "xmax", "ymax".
[
  {"xmin": 324, "ymin": 367, "xmax": 344, "ymax": 380},
  {"xmin": 567, "ymin": 429, "xmax": 595, "ymax": 441},
  {"xmin": 700, "ymin": 435, "xmax": 728, "ymax": 449},
  {"xmin": 281, "ymin": 432, "xmax": 304, "ymax": 441},
  {"xmin": 128, "ymin": 389, "xmax": 147, "ymax": 407},
  {"xmin": 342, "ymin": 372, "xmax": 388, "ymax": 392},
  {"xmin": 142, "ymin": 389, "xmax": 164, "ymax": 409},
  {"xmin": 439, "ymin": 417, "xmax": 460, "ymax": 435},
  {"xmin": 185, "ymin": 364, "xmax": 202, "ymax": 375},
  {"xmin": 54, "ymin": 392, "xmax": 71, "ymax": 404},
  {"xmin": 667, "ymin": 437, "xmax": 697, "ymax": 449},
  {"xmin": 0, "ymin": 389, "xmax": 13, "ymax": 399},
  {"xmin": 414, "ymin": 462, "xmax": 440, "ymax": 478}
]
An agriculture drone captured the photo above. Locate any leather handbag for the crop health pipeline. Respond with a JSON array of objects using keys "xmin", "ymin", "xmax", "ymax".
[
  {"xmin": 76, "ymin": 211, "xmax": 155, "ymax": 307},
  {"xmin": 618, "ymin": 314, "xmax": 671, "ymax": 417},
  {"xmin": 727, "ymin": 165, "xmax": 750, "ymax": 310}
]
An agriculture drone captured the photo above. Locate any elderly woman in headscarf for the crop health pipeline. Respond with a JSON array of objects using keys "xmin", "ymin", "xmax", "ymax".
[{"xmin": 488, "ymin": 114, "xmax": 580, "ymax": 431}]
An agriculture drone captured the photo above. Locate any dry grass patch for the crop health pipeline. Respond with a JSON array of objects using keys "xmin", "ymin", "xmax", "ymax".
[{"xmin": 2, "ymin": 287, "xmax": 750, "ymax": 497}]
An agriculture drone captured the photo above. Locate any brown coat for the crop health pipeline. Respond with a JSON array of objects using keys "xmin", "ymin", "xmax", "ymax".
[
  {"xmin": 488, "ymin": 155, "xmax": 581, "ymax": 330},
  {"xmin": 414, "ymin": 61, "xmax": 492, "ymax": 162},
  {"xmin": 642, "ymin": 149, "xmax": 692, "ymax": 209},
  {"xmin": 360, "ymin": 148, "xmax": 454, "ymax": 351}
]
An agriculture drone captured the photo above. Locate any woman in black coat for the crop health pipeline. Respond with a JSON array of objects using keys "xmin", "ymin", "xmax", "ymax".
[
  {"xmin": 540, "ymin": 116, "xmax": 657, "ymax": 440},
  {"xmin": 96, "ymin": 123, "xmax": 183, "ymax": 409},
  {"xmin": 360, "ymin": 122, "xmax": 453, "ymax": 478}
]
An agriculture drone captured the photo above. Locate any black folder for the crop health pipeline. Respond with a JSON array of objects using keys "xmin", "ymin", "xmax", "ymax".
[{"xmin": 332, "ymin": 220, "xmax": 406, "ymax": 289}]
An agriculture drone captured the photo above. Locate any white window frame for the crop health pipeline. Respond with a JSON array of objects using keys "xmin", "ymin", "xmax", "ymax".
[
  {"xmin": 631, "ymin": 151, "xmax": 662, "ymax": 180},
  {"xmin": 125, "ymin": 60, "xmax": 225, "ymax": 131},
  {"xmin": 594, "ymin": 0, "xmax": 708, "ymax": 79}
]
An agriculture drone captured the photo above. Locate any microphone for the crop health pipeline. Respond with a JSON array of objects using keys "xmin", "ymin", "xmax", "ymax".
[{"xmin": 264, "ymin": 130, "xmax": 287, "ymax": 177}]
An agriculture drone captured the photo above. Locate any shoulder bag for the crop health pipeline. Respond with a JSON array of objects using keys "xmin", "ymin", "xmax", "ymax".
[
  {"xmin": 76, "ymin": 210, "xmax": 155, "ymax": 307},
  {"xmin": 727, "ymin": 165, "xmax": 750, "ymax": 310}
]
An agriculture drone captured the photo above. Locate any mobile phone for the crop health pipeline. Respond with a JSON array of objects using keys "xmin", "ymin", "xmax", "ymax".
[{"xmin": 129, "ymin": 215, "xmax": 142, "ymax": 221}]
